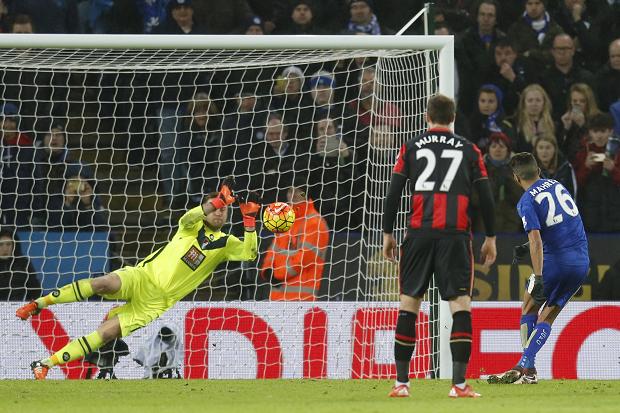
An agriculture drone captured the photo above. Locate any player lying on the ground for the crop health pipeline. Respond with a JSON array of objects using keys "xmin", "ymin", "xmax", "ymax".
[
  {"xmin": 16, "ymin": 177, "xmax": 260, "ymax": 380},
  {"xmin": 487, "ymin": 153, "xmax": 590, "ymax": 384}
]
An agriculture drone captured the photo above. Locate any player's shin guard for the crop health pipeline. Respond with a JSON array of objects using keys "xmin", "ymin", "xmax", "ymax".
[
  {"xmin": 518, "ymin": 322, "xmax": 551, "ymax": 369},
  {"xmin": 450, "ymin": 311, "xmax": 472, "ymax": 385},
  {"xmin": 42, "ymin": 331, "xmax": 104, "ymax": 367},
  {"xmin": 520, "ymin": 314, "xmax": 537, "ymax": 349},
  {"xmin": 36, "ymin": 279, "xmax": 94, "ymax": 309},
  {"xmin": 394, "ymin": 310, "xmax": 417, "ymax": 384}
]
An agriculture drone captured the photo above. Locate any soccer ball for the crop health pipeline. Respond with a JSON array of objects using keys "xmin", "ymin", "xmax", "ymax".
[{"xmin": 263, "ymin": 202, "xmax": 295, "ymax": 233}]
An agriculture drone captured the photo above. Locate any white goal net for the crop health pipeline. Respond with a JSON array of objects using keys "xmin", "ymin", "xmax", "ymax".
[{"xmin": 0, "ymin": 35, "xmax": 453, "ymax": 379}]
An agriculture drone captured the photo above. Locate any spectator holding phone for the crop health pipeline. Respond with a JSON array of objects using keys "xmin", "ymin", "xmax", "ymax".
[
  {"xmin": 60, "ymin": 176, "xmax": 108, "ymax": 231},
  {"xmin": 558, "ymin": 83, "xmax": 602, "ymax": 160},
  {"xmin": 572, "ymin": 113, "xmax": 620, "ymax": 231}
]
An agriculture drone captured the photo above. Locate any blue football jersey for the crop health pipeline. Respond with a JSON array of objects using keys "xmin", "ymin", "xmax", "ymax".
[{"xmin": 516, "ymin": 179, "xmax": 588, "ymax": 258}]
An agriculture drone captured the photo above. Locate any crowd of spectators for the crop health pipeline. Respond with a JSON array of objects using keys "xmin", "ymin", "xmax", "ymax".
[{"xmin": 0, "ymin": 1, "xmax": 617, "ymax": 233}]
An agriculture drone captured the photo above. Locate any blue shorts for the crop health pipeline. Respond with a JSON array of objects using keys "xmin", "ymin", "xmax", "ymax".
[{"xmin": 541, "ymin": 255, "xmax": 589, "ymax": 307}]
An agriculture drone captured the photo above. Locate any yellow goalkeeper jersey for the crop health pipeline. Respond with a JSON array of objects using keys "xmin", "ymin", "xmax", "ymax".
[{"xmin": 136, "ymin": 206, "xmax": 257, "ymax": 303}]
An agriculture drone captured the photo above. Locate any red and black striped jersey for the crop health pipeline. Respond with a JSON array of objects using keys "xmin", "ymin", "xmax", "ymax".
[{"xmin": 392, "ymin": 128, "xmax": 487, "ymax": 236}]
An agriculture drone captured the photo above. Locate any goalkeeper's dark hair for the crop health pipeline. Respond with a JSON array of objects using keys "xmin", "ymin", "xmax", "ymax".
[
  {"xmin": 204, "ymin": 192, "xmax": 220, "ymax": 202},
  {"xmin": 427, "ymin": 94, "xmax": 455, "ymax": 125},
  {"xmin": 510, "ymin": 152, "xmax": 540, "ymax": 181}
]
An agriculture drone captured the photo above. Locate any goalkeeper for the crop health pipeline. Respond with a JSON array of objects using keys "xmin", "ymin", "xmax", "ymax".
[{"xmin": 16, "ymin": 177, "xmax": 260, "ymax": 380}]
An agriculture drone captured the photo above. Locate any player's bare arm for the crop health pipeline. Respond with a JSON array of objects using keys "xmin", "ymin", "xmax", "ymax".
[
  {"xmin": 526, "ymin": 229, "xmax": 546, "ymax": 307},
  {"xmin": 383, "ymin": 233, "xmax": 398, "ymax": 262},
  {"xmin": 480, "ymin": 235, "xmax": 497, "ymax": 267},
  {"xmin": 528, "ymin": 229, "xmax": 543, "ymax": 277}
]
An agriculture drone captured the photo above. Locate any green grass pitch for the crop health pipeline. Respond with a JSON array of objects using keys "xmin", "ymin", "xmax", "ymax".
[{"xmin": 2, "ymin": 379, "xmax": 618, "ymax": 413}]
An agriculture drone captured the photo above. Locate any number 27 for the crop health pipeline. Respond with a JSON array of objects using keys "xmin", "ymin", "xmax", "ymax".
[{"xmin": 415, "ymin": 148, "xmax": 463, "ymax": 192}]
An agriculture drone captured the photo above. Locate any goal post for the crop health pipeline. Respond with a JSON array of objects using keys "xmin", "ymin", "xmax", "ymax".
[{"xmin": 0, "ymin": 34, "xmax": 454, "ymax": 379}]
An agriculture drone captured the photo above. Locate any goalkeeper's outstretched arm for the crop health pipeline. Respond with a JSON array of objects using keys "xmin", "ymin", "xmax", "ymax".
[{"xmin": 179, "ymin": 177, "xmax": 237, "ymax": 230}]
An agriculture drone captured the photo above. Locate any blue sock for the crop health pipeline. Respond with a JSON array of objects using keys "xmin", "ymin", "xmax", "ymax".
[
  {"xmin": 518, "ymin": 322, "xmax": 551, "ymax": 369},
  {"xmin": 520, "ymin": 314, "xmax": 537, "ymax": 349}
]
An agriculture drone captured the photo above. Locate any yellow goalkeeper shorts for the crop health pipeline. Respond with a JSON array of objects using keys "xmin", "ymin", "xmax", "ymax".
[{"xmin": 102, "ymin": 266, "xmax": 170, "ymax": 337}]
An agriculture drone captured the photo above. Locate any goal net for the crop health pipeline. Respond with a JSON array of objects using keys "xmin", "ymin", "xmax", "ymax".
[{"xmin": 0, "ymin": 35, "xmax": 453, "ymax": 379}]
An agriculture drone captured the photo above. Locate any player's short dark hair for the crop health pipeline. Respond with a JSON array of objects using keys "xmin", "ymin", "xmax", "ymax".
[
  {"xmin": 510, "ymin": 152, "xmax": 539, "ymax": 180},
  {"xmin": 427, "ymin": 94, "xmax": 455, "ymax": 125}
]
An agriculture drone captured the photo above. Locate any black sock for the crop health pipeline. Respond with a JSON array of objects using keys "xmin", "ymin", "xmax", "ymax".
[
  {"xmin": 450, "ymin": 311, "xmax": 472, "ymax": 385},
  {"xmin": 394, "ymin": 310, "xmax": 417, "ymax": 383}
]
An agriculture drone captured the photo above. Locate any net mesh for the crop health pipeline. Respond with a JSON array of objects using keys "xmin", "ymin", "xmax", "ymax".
[{"xmin": 0, "ymin": 44, "xmax": 441, "ymax": 379}]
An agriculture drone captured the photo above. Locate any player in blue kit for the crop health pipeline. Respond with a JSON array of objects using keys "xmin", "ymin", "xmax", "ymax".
[{"xmin": 488, "ymin": 152, "xmax": 589, "ymax": 384}]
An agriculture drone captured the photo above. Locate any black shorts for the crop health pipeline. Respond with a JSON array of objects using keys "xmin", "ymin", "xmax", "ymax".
[{"xmin": 399, "ymin": 235, "xmax": 473, "ymax": 300}]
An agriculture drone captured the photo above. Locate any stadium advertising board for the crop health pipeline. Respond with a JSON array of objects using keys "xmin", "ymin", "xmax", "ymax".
[
  {"xmin": 469, "ymin": 235, "xmax": 620, "ymax": 301},
  {"xmin": 2, "ymin": 302, "xmax": 618, "ymax": 380}
]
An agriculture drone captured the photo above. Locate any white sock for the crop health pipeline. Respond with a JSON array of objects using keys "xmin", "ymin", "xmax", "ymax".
[
  {"xmin": 454, "ymin": 382, "xmax": 466, "ymax": 390},
  {"xmin": 395, "ymin": 380, "xmax": 410, "ymax": 387}
]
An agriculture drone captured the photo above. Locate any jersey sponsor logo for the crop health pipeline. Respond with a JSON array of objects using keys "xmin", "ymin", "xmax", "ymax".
[{"xmin": 181, "ymin": 246, "xmax": 206, "ymax": 271}]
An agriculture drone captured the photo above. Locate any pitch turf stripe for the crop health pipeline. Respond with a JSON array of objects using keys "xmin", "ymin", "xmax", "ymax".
[
  {"xmin": 81, "ymin": 336, "xmax": 92, "ymax": 354},
  {"xmin": 77, "ymin": 338, "xmax": 88, "ymax": 356},
  {"xmin": 74, "ymin": 281, "xmax": 84, "ymax": 301}
]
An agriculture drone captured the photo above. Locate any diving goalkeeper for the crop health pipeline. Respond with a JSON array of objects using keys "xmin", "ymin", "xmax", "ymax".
[{"xmin": 16, "ymin": 177, "xmax": 260, "ymax": 380}]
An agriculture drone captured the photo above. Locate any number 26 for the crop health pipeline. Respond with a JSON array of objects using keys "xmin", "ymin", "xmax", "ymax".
[{"xmin": 535, "ymin": 185, "xmax": 579, "ymax": 227}]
